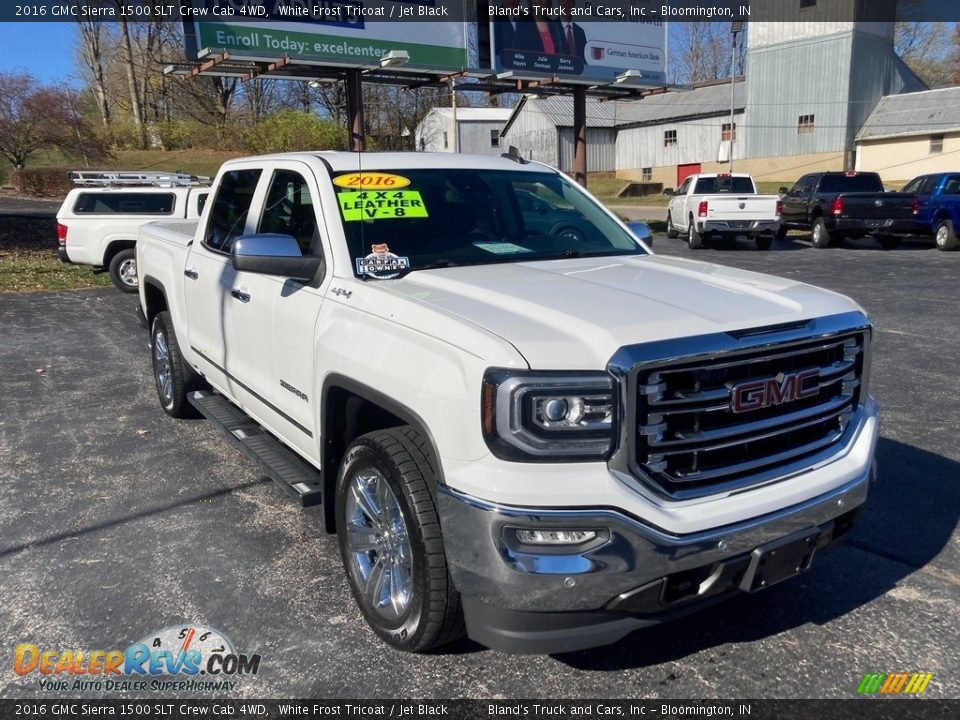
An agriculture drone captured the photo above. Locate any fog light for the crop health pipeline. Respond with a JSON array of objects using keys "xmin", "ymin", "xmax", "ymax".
[{"xmin": 514, "ymin": 529, "xmax": 597, "ymax": 545}]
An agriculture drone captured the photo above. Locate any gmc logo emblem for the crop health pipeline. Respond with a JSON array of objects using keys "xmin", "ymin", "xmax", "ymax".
[{"xmin": 730, "ymin": 369, "xmax": 820, "ymax": 413}]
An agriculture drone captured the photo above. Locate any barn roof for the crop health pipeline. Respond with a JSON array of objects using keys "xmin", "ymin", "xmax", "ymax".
[{"xmin": 857, "ymin": 86, "xmax": 960, "ymax": 142}]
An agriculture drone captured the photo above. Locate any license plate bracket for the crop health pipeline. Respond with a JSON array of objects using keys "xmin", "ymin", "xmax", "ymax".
[{"xmin": 739, "ymin": 528, "xmax": 820, "ymax": 593}]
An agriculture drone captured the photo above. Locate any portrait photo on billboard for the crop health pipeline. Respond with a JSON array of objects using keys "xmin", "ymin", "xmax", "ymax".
[{"xmin": 489, "ymin": 0, "xmax": 666, "ymax": 83}]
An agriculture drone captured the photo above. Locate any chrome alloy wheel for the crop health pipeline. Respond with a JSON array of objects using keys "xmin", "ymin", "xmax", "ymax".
[
  {"xmin": 118, "ymin": 258, "xmax": 138, "ymax": 287},
  {"xmin": 936, "ymin": 223, "xmax": 949, "ymax": 249},
  {"xmin": 345, "ymin": 468, "xmax": 413, "ymax": 620},
  {"xmin": 153, "ymin": 328, "xmax": 173, "ymax": 405}
]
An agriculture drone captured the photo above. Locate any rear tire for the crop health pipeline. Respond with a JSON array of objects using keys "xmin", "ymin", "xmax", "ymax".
[
  {"xmin": 109, "ymin": 248, "xmax": 139, "ymax": 293},
  {"xmin": 666, "ymin": 212, "xmax": 679, "ymax": 239},
  {"xmin": 810, "ymin": 218, "xmax": 832, "ymax": 248},
  {"xmin": 934, "ymin": 219, "xmax": 958, "ymax": 251},
  {"xmin": 687, "ymin": 218, "xmax": 704, "ymax": 249},
  {"xmin": 755, "ymin": 236, "xmax": 773, "ymax": 251},
  {"xmin": 336, "ymin": 427, "xmax": 464, "ymax": 653},
  {"xmin": 775, "ymin": 225, "xmax": 788, "ymax": 241},
  {"xmin": 151, "ymin": 311, "xmax": 201, "ymax": 419}
]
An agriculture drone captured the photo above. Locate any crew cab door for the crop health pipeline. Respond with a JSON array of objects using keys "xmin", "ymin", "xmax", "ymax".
[
  {"xmin": 183, "ymin": 166, "xmax": 263, "ymax": 392},
  {"xmin": 670, "ymin": 177, "xmax": 693, "ymax": 229},
  {"xmin": 224, "ymin": 162, "xmax": 328, "ymax": 462},
  {"xmin": 780, "ymin": 174, "xmax": 816, "ymax": 226}
]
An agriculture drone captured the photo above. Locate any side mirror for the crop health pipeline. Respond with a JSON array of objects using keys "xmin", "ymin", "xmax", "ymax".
[
  {"xmin": 663, "ymin": 188, "xmax": 675, "ymax": 196},
  {"xmin": 231, "ymin": 234, "xmax": 321, "ymax": 282},
  {"xmin": 626, "ymin": 221, "xmax": 653, "ymax": 247},
  {"xmin": 779, "ymin": 186, "xmax": 789, "ymax": 195}
]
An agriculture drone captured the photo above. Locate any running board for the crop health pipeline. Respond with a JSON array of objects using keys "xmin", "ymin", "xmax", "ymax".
[{"xmin": 189, "ymin": 390, "xmax": 323, "ymax": 508}]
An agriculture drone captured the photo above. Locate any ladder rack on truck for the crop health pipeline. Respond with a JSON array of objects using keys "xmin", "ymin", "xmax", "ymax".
[{"xmin": 68, "ymin": 170, "xmax": 212, "ymax": 188}]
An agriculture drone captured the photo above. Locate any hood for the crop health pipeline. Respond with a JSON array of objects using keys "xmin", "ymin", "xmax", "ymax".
[{"xmin": 380, "ymin": 255, "xmax": 863, "ymax": 369}]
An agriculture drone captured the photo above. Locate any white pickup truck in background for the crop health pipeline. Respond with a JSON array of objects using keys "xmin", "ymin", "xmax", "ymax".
[
  {"xmin": 135, "ymin": 152, "xmax": 877, "ymax": 655},
  {"xmin": 56, "ymin": 171, "xmax": 210, "ymax": 293},
  {"xmin": 667, "ymin": 173, "xmax": 782, "ymax": 250}
]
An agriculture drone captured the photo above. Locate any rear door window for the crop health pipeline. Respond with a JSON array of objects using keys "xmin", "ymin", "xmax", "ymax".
[
  {"xmin": 204, "ymin": 169, "xmax": 263, "ymax": 254},
  {"xmin": 73, "ymin": 192, "xmax": 175, "ymax": 215},
  {"xmin": 940, "ymin": 176, "xmax": 960, "ymax": 195}
]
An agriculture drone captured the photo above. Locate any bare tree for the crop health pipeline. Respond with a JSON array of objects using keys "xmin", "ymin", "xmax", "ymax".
[
  {"xmin": 0, "ymin": 73, "xmax": 46, "ymax": 169},
  {"xmin": 0, "ymin": 72, "xmax": 107, "ymax": 169},
  {"xmin": 896, "ymin": 22, "xmax": 952, "ymax": 88},
  {"xmin": 76, "ymin": 3, "xmax": 114, "ymax": 129},
  {"xmin": 669, "ymin": 23, "xmax": 747, "ymax": 84}
]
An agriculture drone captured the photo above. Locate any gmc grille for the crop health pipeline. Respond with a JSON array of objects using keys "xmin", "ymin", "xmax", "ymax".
[{"xmin": 611, "ymin": 316, "xmax": 871, "ymax": 500}]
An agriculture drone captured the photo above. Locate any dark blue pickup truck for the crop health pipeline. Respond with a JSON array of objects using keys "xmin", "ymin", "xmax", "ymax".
[{"xmin": 902, "ymin": 173, "xmax": 960, "ymax": 250}]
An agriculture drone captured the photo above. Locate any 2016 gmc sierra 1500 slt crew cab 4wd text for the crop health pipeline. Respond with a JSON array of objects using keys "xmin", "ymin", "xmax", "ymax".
[{"xmin": 136, "ymin": 152, "xmax": 879, "ymax": 655}]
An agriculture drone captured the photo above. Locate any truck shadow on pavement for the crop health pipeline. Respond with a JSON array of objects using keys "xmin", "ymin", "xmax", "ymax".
[{"xmin": 551, "ymin": 436, "xmax": 960, "ymax": 670}]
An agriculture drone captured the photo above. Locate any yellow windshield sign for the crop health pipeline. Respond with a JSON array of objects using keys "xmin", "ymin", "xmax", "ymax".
[
  {"xmin": 333, "ymin": 172, "xmax": 411, "ymax": 190},
  {"xmin": 339, "ymin": 190, "xmax": 428, "ymax": 222}
]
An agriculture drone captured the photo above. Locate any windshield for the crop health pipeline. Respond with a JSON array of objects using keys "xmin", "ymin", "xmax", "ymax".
[
  {"xmin": 693, "ymin": 176, "xmax": 755, "ymax": 194},
  {"xmin": 332, "ymin": 169, "xmax": 645, "ymax": 279}
]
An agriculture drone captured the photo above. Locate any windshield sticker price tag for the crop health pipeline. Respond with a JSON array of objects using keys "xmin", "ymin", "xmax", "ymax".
[
  {"xmin": 356, "ymin": 244, "xmax": 410, "ymax": 280},
  {"xmin": 339, "ymin": 190, "xmax": 429, "ymax": 222},
  {"xmin": 333, "ymin": 172, "xmax": 411, "ymax": 189},
  {"xmin": 472, "ymin": 241, "xmax": 533, "ymax": 255}
]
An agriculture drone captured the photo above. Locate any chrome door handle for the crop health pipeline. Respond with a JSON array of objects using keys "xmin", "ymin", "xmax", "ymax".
[
  {"xmin": 184, "ymin": 268, "xmax": 198, "ymax": 279},
  {"xmin": 230, "ymin": 289, "xmax": 251, "ymax": 303}
]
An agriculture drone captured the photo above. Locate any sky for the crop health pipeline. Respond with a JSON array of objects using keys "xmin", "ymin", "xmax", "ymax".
[{"xmin": 0, "ymin": 23, "xmax": 80, "ymax": 84}]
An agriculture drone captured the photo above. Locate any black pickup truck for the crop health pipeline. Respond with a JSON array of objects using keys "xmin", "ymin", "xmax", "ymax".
[{"xmin": 778, "ymin": 171, "xmax": 914, "ymax": 249}]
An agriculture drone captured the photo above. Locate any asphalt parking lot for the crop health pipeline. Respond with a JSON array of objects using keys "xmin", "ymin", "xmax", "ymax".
[{"xmin": 1, "ymin": 233, "xmax": 958, "ymax": 700}]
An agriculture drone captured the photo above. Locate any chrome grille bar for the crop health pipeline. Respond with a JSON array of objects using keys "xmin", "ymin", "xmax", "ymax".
[{"xmin": 606, "ymin": 311, "xmax": 872, "ymax": 500}]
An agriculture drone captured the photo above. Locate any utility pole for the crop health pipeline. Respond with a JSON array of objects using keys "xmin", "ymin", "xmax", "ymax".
[
  {"xmin": 450, "ymin": 76, "xmax": 459, "ymax": 153},
  {"xmin": 729, "ymin": 22, "xmax": 743, "ymax": 173}
]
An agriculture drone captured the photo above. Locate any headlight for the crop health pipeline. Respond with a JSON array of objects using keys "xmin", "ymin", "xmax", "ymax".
[{"xmin": 481, "ymin": 370, "xmax": 617, "ymax": 461}]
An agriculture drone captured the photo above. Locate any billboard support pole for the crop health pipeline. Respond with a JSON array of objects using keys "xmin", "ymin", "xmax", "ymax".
[
  {"xmin": 346, "ymin": 69, "xmax": 366, "ymax": 152},
  {"xmin": 573, "ymin": 84, "xmax": 587, "ymax": 188}
]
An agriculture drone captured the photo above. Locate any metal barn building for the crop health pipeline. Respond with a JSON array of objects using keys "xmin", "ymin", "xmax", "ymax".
[
  {"xmin": 614, "ymin": 78, "xmax": 745, "ymax": 188},
  {"xmin": 500, "ymin": 96, "xmax": 618, "ymax": 173},
  {"xmin": 415, "ymin": 107, "xmax": 512, "ymax": 156}
]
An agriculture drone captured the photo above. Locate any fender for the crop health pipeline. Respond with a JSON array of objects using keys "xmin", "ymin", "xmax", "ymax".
[
  {"xmin": 320, "ymin": 374, "xmax": 447, "ymax": 532},
  {"xmin": 140, "ymin": 275, "xmax": 169, "ymax": 327}
]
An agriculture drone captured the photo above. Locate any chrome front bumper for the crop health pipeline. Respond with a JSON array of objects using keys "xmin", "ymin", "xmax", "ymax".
[{"xmin": 438, "ymin": 459, "xmax": 875, "ymax": 654}]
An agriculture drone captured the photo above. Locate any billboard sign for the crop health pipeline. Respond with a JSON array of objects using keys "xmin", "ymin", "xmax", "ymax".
[
  {"xmin": 489, "ymin": 3, "xmax": 666, "ymax": 85},
  {"xmin": 185, "ymin": 1, "xmax": 470, "ymax": 71}
]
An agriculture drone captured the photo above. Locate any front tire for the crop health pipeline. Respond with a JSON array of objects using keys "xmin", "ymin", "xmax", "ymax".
[
  {"xmin": 935, "ymin": 219, "xmax": 958, "ymax": 251},
  {"xmin": 336, "ymin": 428, "xmax": 464, "ymax": 652},
  {"xmin": 811, "ymin": 217, "xmax": 832, "ymax": 248},
  {"xmin": 687, "ymin": 218, "xmax": 704, "ymax": 249},
  {"xmin": 109, "ymin": 248, "xmax": 139, "ymax": 293},
  {"xmin": 666, "ymin": 212, "xmax": 679, "ymax": 239},
  {"xmin": 151, "ymin": 311, "xmax": 201, "ymax": 418}
]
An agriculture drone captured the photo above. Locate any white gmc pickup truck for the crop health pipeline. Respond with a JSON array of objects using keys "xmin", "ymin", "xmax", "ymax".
[
  {"xmin": 667, "ymin": 173, "xmax": 781, "ymax": 250},
  {"xmin": 137, "ymin": 152, "xmax": 878, "ymax": 655}
]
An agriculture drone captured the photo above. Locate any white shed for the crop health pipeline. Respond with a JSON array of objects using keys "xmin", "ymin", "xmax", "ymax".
[
  {"xmin": 415, "ymin": 107, "xmax": 513, "ymax": 156},
  {"xmin": 499, "ymin": 96, "xmax": 618, "ymax": 173}
]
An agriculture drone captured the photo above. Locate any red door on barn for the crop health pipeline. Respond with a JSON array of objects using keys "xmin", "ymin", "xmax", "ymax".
[{"xmin": 677, "ymin": 163, "xmax": 702, "ymax": 186}]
